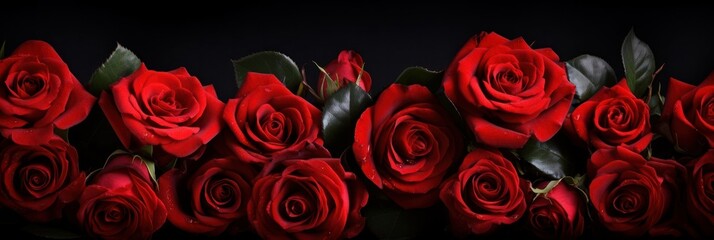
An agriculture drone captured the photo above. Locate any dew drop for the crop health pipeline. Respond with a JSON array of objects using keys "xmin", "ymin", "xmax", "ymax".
[
  {"xmin": 264, "ymin": 88, "xmax": 272, "ymax": 92},
  {"xmin": 573, "ymin": 114, "xmax": 581, "ymax": 120}
]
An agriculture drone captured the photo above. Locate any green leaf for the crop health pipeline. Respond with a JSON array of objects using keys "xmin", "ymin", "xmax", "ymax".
[
  {"xmin": 516, "ymin": 134, "xmax": 579, "ymax": 180},
  {"xmin": 364, "ymin": 199, "xmax": 445, "ymax": 240},
  {"xmin": 232, "ymin": 51, "xmax": 302, "ymax": 93},
  {"xmin": 0, "ymin": 41, "xmax": 6, "ymax": 59},
  {"xmin": 21, "ymin": 224, "xmax": 81, "ymax": 239},
  {"xmin": 138, "ymin": 145, "xmax": 153, "ymax": 159},
  {"xmin": 140, "ymin": 156, "xmax": 158, "ymax": 185},
  {"xmin": 88, "ymin": 44, "xmax": 141, "ymax": 96},
  {"xmin": 621, "ymin": 29, "xmax": 656, "ymax": 97},
  {"xmin": 322, "ymin": 83, "xmax": 372, "ymax": 150},
  {"xmin": 566, "ymin": 55, "xmax": 617, "ymax": 102},
  {"xmin": 394, "ymin": 67, "xmax": 443, "ymax": 93},
  {"xmin": 648, "ymin": 82, "xmax": 665, "ymax": 117}
]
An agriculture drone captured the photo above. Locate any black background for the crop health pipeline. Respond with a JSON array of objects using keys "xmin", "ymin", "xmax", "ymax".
[
  {"xmin": 2, "ymin": 4, "xmax": 713, "ymax": 100},
  {"xmin": 2, "ymin": 3, "xmax": 714, "ymax": 239}
]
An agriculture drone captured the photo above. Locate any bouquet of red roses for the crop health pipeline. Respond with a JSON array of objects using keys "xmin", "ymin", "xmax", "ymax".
[{"xmin": 0, "ymin": 30, "xmax": 712, "ymax": 239}]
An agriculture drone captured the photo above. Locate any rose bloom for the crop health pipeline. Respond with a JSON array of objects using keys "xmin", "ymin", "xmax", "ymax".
[
  {"xmin": 686, "ymin": 150, "xmax": 714, "ymax": 236},
  {"xmin": 222, "ymin": 72, "xmax": 329, "ymax": 165},
  {"xmin": 0, "ymin": 136, "xmax": 85, "ymax": 222},
  {"xmin": 99, "ymin": 64, "xmax": 224, "ymax": 161},
  {"xmin": 317, "ymin": 50, "xmax": 372, "ymax": 100},
  {"xmin": 662, "ymin": 72, "xmax": 714, "ymax": 156},
  {"xmin": 589, "ymin": 147, "xmax": 686, "ymax": 237},
  {"xmin": 248, "ymin": 158, "xmax": 368, "ymax": 240},
  {"xmin": 0, "ymin": 40, "xmax": 94, "ymax": 145},
  {"xmin": 77, "ymin": 153, "xmax": 166, "ymax": 240},
  {"xmin": 439, "ymin": 148, "xmax": 526, "ymax": 236},
  {"xmin": 443, "ymin": 32, "xmax": 575, "ymax": 149},
  {"xmin": 526, "ymin": 181, "xmax": 586, "ymax": 240},
  {"xmin": 354, "ymin": 84, "xmax": 464, "ymax": 209},
  {"xmin": 159, "ymin": 157, "xmax": 256, "ymax": 236},
  {"xmin": 565, "ymin": 80, "xmax": 652, "ymax": 152}
]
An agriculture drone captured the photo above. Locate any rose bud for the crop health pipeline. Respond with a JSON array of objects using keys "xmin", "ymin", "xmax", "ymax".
[
  {"xmin": 526, "ymin": 180, "xmax": 586, "ymax": 240},
  {"xmin": 317, "ymin": 50, "xmax": 371, "ymax": 100}
]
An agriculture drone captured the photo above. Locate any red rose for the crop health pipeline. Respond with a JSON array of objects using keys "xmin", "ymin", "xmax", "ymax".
[
  {"xmin": 158, "ymin": 157, "xmax": 256, "ymax": 236},
  {"xmin": 77, "ymin": 153, "xmax": 167, "ymax": 240},
  {"xmin": 439, "ymin": 148, "xmax": 526, "ymax": 236},
  {"xmin": 247, "ymin": 158, "xmax": 368, "ymax": 240},
  {"xmin": 443, "ymin": 32, "xmax": 575, "ymax": 149},
  {"xmin": 565, "ymin": 80, "xmax": 652, "ymax": 152},
  {"xmin": 662, "ymin": 72, "xmax": 714, "ymax": 155},
  {"xmin": 222, "ymin": 72, "xmax": 329, "ymax": 165},
  {"xmin": 0, "ymin": 136, "xmax": 85, "ymax": 222},
  {"xmin": 99, "ymin": 64, "xmax": 224, "ymax": 160},
  {"xmin": 526, "ymin": 181, "xmax": 586, "ymax": 240},
  {"xmin": 318, "ymin": 50, "xmax": 372, "ymax": 100},
  {"xmin": 0, "ymin": 40, "xmax": 95, "ymax": 145},
  {"xmin": 354, "ymin": 84, "xmax": 464, "ymax": 209},
  {"xmin": 588, "ymin": 147, "xmax": 679, "ymax": 237},
  {"xmin": 686, "ymin": 150, "xmax": 714, "ymax": 236}
]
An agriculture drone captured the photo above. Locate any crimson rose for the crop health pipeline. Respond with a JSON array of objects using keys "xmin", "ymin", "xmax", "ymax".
[
  {"xmin": 565, "ymin": 80, "xmax": 652, "ymax": 152},
  {"xmin": 317, "ymin": 50, "xmax": 371, "ymax": 100},
  {"xmin": 662, "ymin": 72, "xmax": 714, "ymax": 155},
  {"xmin": 99, "ymin": 64, "xmax": 224, "ymax": 160},
  {"xmin": 77, "ymin": 153, "xmax": 167, "ymax": 240},
  {"xmin": 439, "ymin": 148, "xmax": 526, "ymax": 236},
  {"xmin": 0, "ymin": 40, "xmax": 95, "ymax": 145},
  {"xmin": 248, "ymin": 158, "xmax": 368, "ymax": 240},
  {"xmin": 354, "ymin": 84, "xmax": 464, "ymax": 209},
  {"xmin": 526, "ymin": 181, "xmax": 586, "ymax": 240},
  {"xmin": 0, "ymin": 136, "xmax": 85, "ymax": 222},
  {"xmin": 589, "ymin": 147, "xmax": 685, "ymax": 237},
  {"xmin": 222, "ymin": 72, "xmax": 329, "ymax": 165},
  {"xmin": 443, "ymin": 32, "xmax": 575, "ymax": 148},
  {"xmin": 686, "ymin": 150, "xmax": 714, "ymax": 236},
  {"xmin": 159, "ymin": 157, "xmax": 256, "ymax": 236}
]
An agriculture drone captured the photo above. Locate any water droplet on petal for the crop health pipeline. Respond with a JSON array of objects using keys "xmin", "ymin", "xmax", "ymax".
[
  {"xmin": 574, "ymin": 114, "xmax": 581, "ymax": 120},
  {"xmin": 264, "ymin": 88, "xmax": 272, "ymax": 92}
]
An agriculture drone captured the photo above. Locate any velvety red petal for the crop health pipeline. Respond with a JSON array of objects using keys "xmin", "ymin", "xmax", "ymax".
[
  {"xmin": 11, "ymin": 40, "xmax": 63, "ymax": 60},
  {"xmin": 53, "ymin": 84, "xmax": 95, "ymax": 129}
]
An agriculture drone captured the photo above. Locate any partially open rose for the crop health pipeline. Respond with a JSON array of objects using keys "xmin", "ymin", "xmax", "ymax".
[
  {"xmin": 77, "ymin": 153, "xmax": 166, "ymax": 240},
  {"xmin": 662, "ymin": 72, "xmax": 714, "ymax": 156}
]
